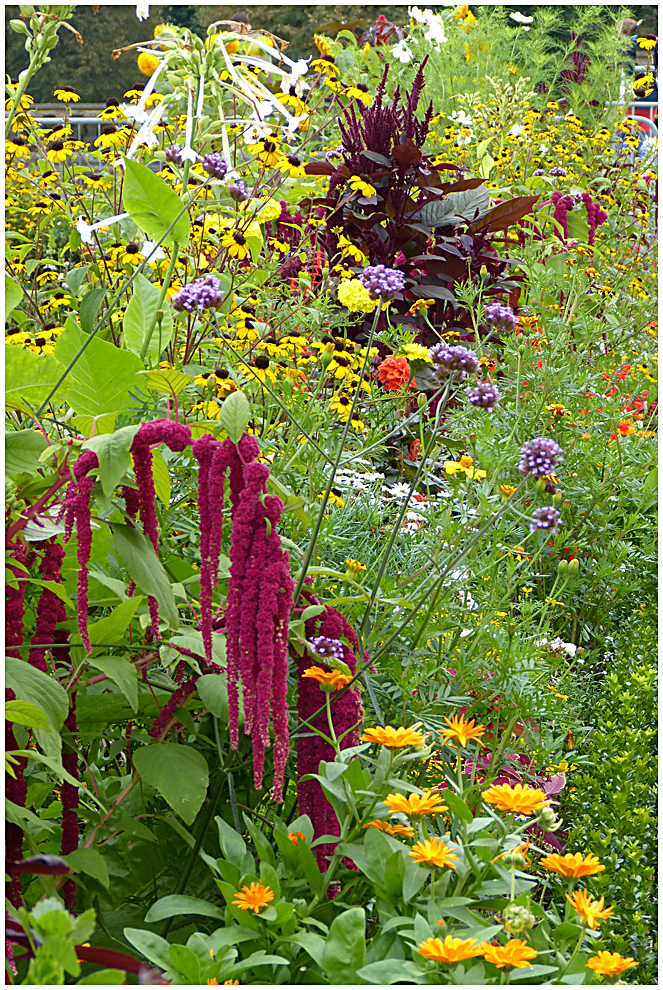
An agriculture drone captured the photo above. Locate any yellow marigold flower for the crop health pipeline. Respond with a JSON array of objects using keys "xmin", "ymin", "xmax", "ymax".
[
  {"xmin": 54, "ymin": 86, "xmax": 80, "ymax": 103},
  {"xmin": 539, "ymin": 852, "xmax": 605, "ymax": 878},
  {"xmin": 399, "ymin": 342, "xmax": 432, "ymax": 364},
  {"xmin": 418, "ymin": 935, "xmax": 482, "ymax": 964},
  {"xmin": 482, "ymin": 782, "xmax": 550, "ymax": 816},
  {"xmin": 440, "ymin": 713, "xmax": 486, "ymax": 749},
  {"xmin": 498, "ymin": 484, "xmax": 516, "ymax": 498},
  {"xmin": 301, "ymin": 666, "xmax": 352, "ymax": 692},
  {"xmin": 546, "ymin": 403, "xmax": 570, "ymax": 416},
  {"xmin": 566, "ymin": 888, "xmax": 615, "ymax": 929},
  {"xmin": 480, "ymin": 939, "xmax": 537, "ymax": 969},
  {"xmin": 337, "ymin": 279, "xmax": 378, "ymax": 313},
  {"xmin": 346, "ymin": 558, "xmax": 367, "ymax": 576},
  {"xmin": 443, "ymin": 455, "xmax": 486, "ymax": 480},
  {"xmin": 137, "ymin": 52, "xmax": 160, "ymax": 76},
  {"xmin": 407, "ymin": 298, "xmax": 436, "ymax": 315},
  {"xmin": 383, "ymin": 789, "xmax": 447, "ymax": 819},
  {"xmin": 409, "ymin": 837, "xmax": 459, "ymax": 869},
  {"xmin": 586, "ymin": 951, "xmax": 637, "ymax": 978},
  {"xmin": 362, "ymin": 820, "xmax": 415, "ymax": 838},
  {"xmin": 256, "ymin": 197, "xmax": 282, "ymax": 223},
  {"xmin": 348, "ymin": 175, "xmax": 377, "ymax": 197},
  {"xmin": 361, "ymin": 726, "xmax": 426, "ymax": 748},
  {"xmin": 231, "ymin": 881, "xmax": 274, "ymax": 913}
]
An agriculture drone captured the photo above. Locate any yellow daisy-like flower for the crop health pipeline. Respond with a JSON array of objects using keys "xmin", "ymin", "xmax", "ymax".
[
  {"xmin": 137, "ymin": 52, "xmax": 160, "ymax": 76},
  {"xmin": 343, "ymin": 84, "xmax": 372, "ymax": 106},
  {"xmin": 361, "ymin": 820, "xmax": 415, "ymax": 838},
  {"xmin": 46, "ymin": 141, "xmax": 69, "ymax": 163},
  {"xmin": 480, "ymin": 939, "xmax": 537, "ymax": 970},
  {"xmin": 539, "ymin": 852, "xmax": 605, "ymax": 878},
  {"xmin": 337, "ymin": 279, "xmax": 377, "ymax": 313},
  {"xmin": 320, "ymin": 489, "xmax": 345, "ymax": 509},
  {"xmin": 276, "ymin": 154, "xmax": 306, "ymax": 178},
  {"xmin": 409, "ymin": 837, "xmax": 459, "ymax": 869},
  {"xmin": 566, "ymin": 888, "xmax": 615, "ymax": 929},
  {"xmin": 439, "ymin": 713, "xmax": 486, "ymax": 749},
  {"xmin": 498, "ymin": 484, "xmax": 516, "ymax": 498},
  {"xmin": 348, "ymin": 175, "xmax": 377, "ymax": 198},
  {"xmin": 545, "ymin": 403, "xmax": 570, "ymax": 417},
  {"xmin": 54, "ymin": 86, "xmax": 80, "ymax": 103},
  {"xmin": 345, "ymin": 558, "xmax": 367, "ymax": 576},
  {"xmin": 231, "ymin": 882, "xmax": 274, "ymax": 914},
  {"xmin": 407, "ymin": 298, "xmax": 436, "ymax": 315},
  {"xmin": 329, "ymin": 394, "xmax": 354, "ymax": 419},
  {"xmin": 586, "ymin": 951, "xmax": 637, "ymax": 978},
  {"xmin": 221, "ymin": 230, "xmax": 250, "ymax": 260},
  {"xmin": 482, "ymin": 782, "xmax": 549, "ymax": 816},
  {"xmin": 361, "ymin": 726, "xmax": 426, "ymax": 749},
  {"xmin": 314, "ymin": 33, "xmax": 333, "ymax": 57},
  {"xmin": 5, "ymin": 93, "xmax": 33, "ymax": 111},
  {"xmin": 311, "ymin": 55, "xmax": 340, "ymax": 77},
  {"xmin": 443, "ymin": 455, "xmax": 486, "ymax": 480},
  {"xmin": 119, "ymin": 244, "xmax": 145, "ymax": 266},
  {"xmin": 94, "ymin": 125, "xmax": 126, "ymax": 149},
  {"xmin": 247, "ymin": 138, "xmax": 282, "ymax": 168},
  {"xmin": 301, "ymin": 666, "xmax": 352, "ymax": 692},
  {"xmin": 418, "ymin": 935, "xmax": 482, "ymax": 964},
  {"xmin": 383, "ymin": 789, "xmax": 447, "ymax": 819},
  {"xmin": 337, "ymin": 234, "xmax": 367, "ymax": 264}
]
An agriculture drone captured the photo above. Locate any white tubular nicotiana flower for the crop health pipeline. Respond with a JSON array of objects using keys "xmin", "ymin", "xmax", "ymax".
[
  {"xmin": 126, "ymin": 101, "xmax": 166, "ymax": 158},
  {"xmin": 76, "ymin": 212, "xmax": 130, "ymax": 244},
  {"xmin": 123, "ymin": 53, "xmax": 170, "ymax": 124},
  {"xmin": 141, "ymin": 239, "xmax": 166, "ymax": 262},
  {"xmin": 392, "ymin": 40, "xmax": 414, "ymax": 64},
  {"xmin": 181, "ymin": 83, "xmax": 198, "ymax": 162}
]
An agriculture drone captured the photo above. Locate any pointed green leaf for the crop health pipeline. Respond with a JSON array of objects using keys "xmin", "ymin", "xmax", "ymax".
[
  {"xmin": 136, "ymin": 368, "xmax": 193, "ymax": 396},
  {"xmin": 133, "ymin": 744, "xmax": 209, "ymax": 825},
  {"xmin": 5, "ymin": 272, "xmax": 23, "ymax": 319},
  {"xmin": 5, "ymin": 347, "xmax": 73, "ymax": 414},
  {"xmin": 82, "ymin": 424, "xmax": 141, "ymax": 498},
  {"xmin": 54, "ymin": 319, "xmax": 143, "ymax": 417},
  {"xmin": 111, "ymin": 523, "xmax": 179, "ymax": 630},
  {"xmin": 87, "ymin": 656, "xmax": 138, "ymax": 712},
  {"xmin": 123, "ymin": 273, "xmax": 174, "ymax": 363},
  {"xmin": 220, "ymin": 390, "xmax": 250, "ymax": 444},
  {"xmin": 5, "ymin": 429, "xmax": 49, "ymax": 475},
  {"xmin": 66, "ymin": 847, "xmax": 109, "ymax": 887},
  {"xmin": 144, "ymin": 894, "xmax": 225, "ymax": 923},
  {"xmin": 79, "ymin": 287, "xmax": 107, "ymax": 334},
  {"xmin": 151, "ymin": 448, "xmax": 171, "ymax": 505},
  {"xmin": 122, "ymin": 158, "xmax": 190, "ymax": 246},
  {"xmin": 5, "ymin": 699, "xmax": 51, "ymax": 731}
]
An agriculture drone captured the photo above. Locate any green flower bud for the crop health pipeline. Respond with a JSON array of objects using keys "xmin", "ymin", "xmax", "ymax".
[
  {"xmin": 537, "ymin": 805, "xmax": 559, "ymax": 830},
  {"xmin": 552, "ymin": 491, "xmax": 562, "ymax": 504},
  {"xmin": 558, "ymin": 559, "xmax": 568, "ymax": 573},
  {"xmin": 567, "ymin": 558, "xmax": 580, "ymax": 574},
  {"xmin": 502, "ymin": 904, "xmax": 536, "ymax": 934},
  {"xmin": 10, "ymin": 19, "xmax": 29, "ymax": 34},
  {"xmin": 500, "ymin": 848, "xmax": 528, "ymax": 868},
  {"xmin": 417, "ymin": 392, "xmax": 427, "ymax": 408}
]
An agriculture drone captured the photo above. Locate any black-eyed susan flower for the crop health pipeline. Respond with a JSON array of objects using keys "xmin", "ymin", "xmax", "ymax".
[
  {"xmin": 221, "ymin": 230, "xmax": 250, "ymax": 260},
  {"xmin": 82, "ymin": 172, "xmax": 112, "ymax": 190},
  {"xmin": 320, "ymin": 488, "xmax": 345, "ymax": 509},
  {"xmin": 27, "ymin": 332, "xmax": 56, "ymax": 355},
  {"xmin": 247, "ymin": 355, "xmax": 276, "ymax": 384},
  {"xmin": 54, "ymin": 86, "xmax": 80, "ymax": 103},
  {"xmin": 311, "ymin": 55, "xmax": 340, "ymax": 77},
  {"xmin": 348, "ymin": 175, "xmax": 377, "ymax": 197},
  {"xmin": 98, "ymin": 97, "xmax": 124, "ymax": 121},
  {"xmin": 246, "ymin": 137, "xmax": 282, "ymax": 167},
  {"xmin": 343, "ymin": 83, "xmax": 371, "ymax": 105},
  {"xmin": 276, "ymin": 154, "xmax": 306, "ymax": 178},
  {"xmin": 119, "ymin": 243, "xmax": 145, "ymax": 266},
  {"xmin": 94, "ymin": 125, "xmax": 126, "ymax": 149},
  {"xmin": 5, "ymin": 136, "xmax": 31, "ymax": 158}
]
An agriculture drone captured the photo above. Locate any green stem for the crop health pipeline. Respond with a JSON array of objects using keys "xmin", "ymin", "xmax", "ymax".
[{"xmin": 140, "ymin": 241, "xmax": 180, "ymax": 362}]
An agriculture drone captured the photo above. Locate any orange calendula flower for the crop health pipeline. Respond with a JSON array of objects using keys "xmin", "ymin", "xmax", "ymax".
[
  {"xmin": 480, "ymin": 938, "xmax": 537, "ymax": 969},
  {"xmin": 439, "ymin": 713, "xmax": 486, "ymax": 749},
  {"xmin": 409, "ymin": 837, "xmax": 459, "ymax": 869},
  {"xmin": 231, "ymin": 882, "xmax": 274, "ymax": 914},
  {"xmin": 361, "ymin": 725, "xmax": 426, "ymax": 748},
  {"xmin": 482, "ymin": 782, "xmax": 550, "ymax": 816},
  {"xmin": 361, "ymin": 820, "xmax": 415, "ymax": 838},
  {"xmin": 565, "ymin": 888, "xmax": 615, "ymax": 929},
  {"xmin": 539, "ymin": 852, "xmax": 605, "ymax": 878},
  {"xmin": 301, "ymin": 666, "xmax": 352, "ymax": 692},
  {"xmin": 586, "ymin": 951, "xmax": 637, "ymax": 978},
  {"xmin": 418, "ymin": 935, "xmax": 483, "ymax": 964},
  {"xmin": 287, "ymin": 831, "xmax": 306, "ymax": 846},
  {"xmin": 383, "ymin": 789, "xmax": 447, "ymax": 818}
]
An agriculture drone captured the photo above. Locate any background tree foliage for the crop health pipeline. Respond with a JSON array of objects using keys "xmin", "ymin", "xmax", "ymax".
[{"xmin": 5, "ymin": 4, "xmax": 658, "ymax": 104}]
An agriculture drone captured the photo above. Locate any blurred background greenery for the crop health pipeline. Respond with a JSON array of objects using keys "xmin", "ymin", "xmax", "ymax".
[{"xmin": 5, "ymin": 4, "xmax": 659, "ymax": 104}]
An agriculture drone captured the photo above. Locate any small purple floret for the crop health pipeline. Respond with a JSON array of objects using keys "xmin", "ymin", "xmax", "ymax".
[
  {"xmin": 358, "ymin": 265, "xmax": 406, "ymax": 299},
  {"xmin": 549, "ymin": 166, "xmax": 568, "ymax": 177},
  {"xmin": 468, "ymin": 382, "xmax": 500, "ymax": 411},
  {"xmin": 519, "ymin": 437, "xmax": 564, "ymax": 477},
  {"xmin": 171, "ymin": 274, "xmax": 226, "ymax": 312},
  {"xmin": 529, "ymin": 505, "xmax": 561, "ymax": 535},
  {"xmin": 165, "ymin": 145, "xmax": 183, "ymax": 165},
  {"xmin": 484, "ymin": 301, "xmax": 518, "ymax": 331},
  {"xmin": 227, "ymin": 179, "xmax": 248, "ymax": 202},
  {"xmin": 430, "ymin": 342, "xmax": 480, "ymax": 381},
  {"xmin": 309, "ymin": 636, "xmax": 345, "ymax": 661},
  {"xmin": 202, "ymin": 152, "xmax": 228, "ymax": 179}
]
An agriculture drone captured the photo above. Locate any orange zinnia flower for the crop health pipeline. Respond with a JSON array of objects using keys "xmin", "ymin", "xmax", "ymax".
[
  {"xmin": 301, "ymin": 665, "xmax": 352, "ymax": 691},
  {"xmin": 586, "ymin": 951, "xmax": 637, "ymax": 978},
  {"xmin": 377, "ymin": 354, "xmax": 414, "ymax": 391},
  {"xmin": 383, "ymin": 789, "xmax": 447, "ymax": 818},
  {"xmin": 482, "ymin": 782, "xmax": 550, "ymax": 816},
  {"xmin": 539, "ymin": 852, "xmax": 605, "ymax": 878},
  {"xmin": 480, "ymin": 938, "xmax": 537, "ymax": 969},
  {"xmin": 439, "ymin": 713, "xmax": 486, "ymax": 749},
  {"xmin": 361, "ymin": 725, "xmax": 426, "ymax": 748},
  {"xmin": 231, "ymin": 882, "xmax": 274, "ymax": 913},
  {"xmin": 409, "ymin": 837, "xmax": 459, "ymax": 869},
  {"xmin": 418, "ymin": 935, "xmax": 483, "ymax": 964},
  {"xmin": 362, "ymin": 820, "xmax": 415, "ymax": 838},
  {"xmin": 566, "ymin": 888, "xmax": 614, "ymax": 929}
]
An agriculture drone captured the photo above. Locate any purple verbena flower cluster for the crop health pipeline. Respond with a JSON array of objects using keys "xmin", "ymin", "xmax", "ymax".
[
  {"xmin": 171, "ymin": 274, "xmax": 226, "ymax": 312},
  {"xmin": 467, "ymin": 382, "xmax": 500, "ymax": 411},
  {"xmin": 549, "ymin": 166, "xmax": 567, "ymax": 177},
  {"xmin": 165, "ymin": 145, "xmax": 183, "ymax": 165},
  {"xmin": 358, "ymin": 264, "xmax": 406, "ymax": 299},
  {"xmin": 430, "ymin": 342, "xmax": 480, "ymax": 381},
  {"xmin": 227, "ymin": 179, "xmax": 248, "ymax": 202},
  {"xmin": 202, "ymin": 152, "xmax": 228, "ymax": 179},
  {"xmin": 310, "ymin": 636, "xmax": 345, "ymax": 661},
  {"xmin": 532, "ymin": 169, "xmax": 546, "ymax": 176},
  {"xmin": 519, "ymin": 437, "xmax": 564, "ymax": 477},
  {"xmin": 484, "ymin": 301, "xmax": 518, "ymax": 332},
  {"xmin": 529, "ymin": 505, "xmax": 562, "ymax": 535}
]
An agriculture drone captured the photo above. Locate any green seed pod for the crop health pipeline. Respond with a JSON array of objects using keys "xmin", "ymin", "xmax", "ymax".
[{"xmin": 10, "ymin": 19, "xmax": 30, "ymax": 34}]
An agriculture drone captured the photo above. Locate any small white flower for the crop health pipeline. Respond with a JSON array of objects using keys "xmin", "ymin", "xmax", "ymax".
[
  {"xmin": 392, "ymin": 40, "xmax": 414, "ymax": 64},
  {"xmin": 126, "ymin": 102, "xmax": 165, "ymax": 158},
  {"xmin": 76, "ymin": 212, "xmax": 130, "ymax": 245},
  {"xmin": 549, "ymin": 637, "xmax": 578, "ymax": 657},
  {"xmin": 141, "ymin": 240, "xmax": 166, "ymax": 262},
  {"xmin": 539, "ymin": 143, "xmax": 549, "ymax": 153},
  {"xmin": 135, "ymin": 2, "xmax": 150, "ymax": 21},
  {"xmin": 509, "ymin": 11, "xmax": 533, "ymax": 24},
  {"xmin": 509, "ymin": 124, "xmax": 524, "ymax": 136}
]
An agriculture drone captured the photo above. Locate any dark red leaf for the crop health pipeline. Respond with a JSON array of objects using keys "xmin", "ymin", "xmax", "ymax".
[
  {"xmin": 392, "ymin": 139, "xmax": 422, "ymax": 166},
  {"xmin": 440, "ymin": 177, "xmax": 486, "ymax": 195},
  {"xmin": 468, "ymin": 195, "xmax": 540, "ymax": 233},
  {"xmin": 303, "ymin": 161, "xmax": 336, "ymax": 176}
]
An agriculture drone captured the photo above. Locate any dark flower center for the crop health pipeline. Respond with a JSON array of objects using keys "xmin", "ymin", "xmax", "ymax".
[
  {"xmin": 34, "ymin": 337, "xmax": 46, "ymax": 346},
  {"xmin": 101, "ymin": 125, "xmax": 117, "ymax": 135},
  {"xmin": 263, "ymin": 141, "xmax": 277, "ymax": 153},
  {"xmin": 105, "ymin": 97, "xmax": 119, "ymax": 107},
  {"xmin": 233, "ymin": 233, "xmax": 247, "ymax": 246},
  {"xmin": 125, "ymin": 243, "xmax": 140, "ymax": 254},
  {"xmin": 49, "ymin": 141, "xmax": 64, "ymax": 151},
  {"xmin": 254, "ymin": 356, "xmax": 270, "ymax": 369}
]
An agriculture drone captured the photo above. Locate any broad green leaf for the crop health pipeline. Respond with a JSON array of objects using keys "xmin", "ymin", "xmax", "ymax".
[
  {"xmin": 71, "ymin": 413, "xmax": 118, "ymax": 439},
  {"xmin": 220, "ymin": 390, "xmax": 250, "ymax": 444},
  {"xmin": 87, "ymin": 656, "xmax": 138, "ymax": 712},
  {"xmin": 133, "ymin": 744, "xmax": 209, "ymax": 825},
  {"xmin": 196, "ymin": 671, "xmax": 240, "ymax": 726},
  {"xmin": 123, "ymin": 273, "xmax": 174, "ymax": 364},
  {"xmin": 5, "ymin": 429, "xmax": 49, "ymax": 474},
  {"xmin": 76, "ymin": 970, "xmax": 125, "ymax": 985},
  {"xmin": 79, "ymin": 287, "xmax": 107, "ymax": 333},
  {"xmin": 566, "ymin": 211, "xmax": 589, "ymax": 243},
  {"xmin": 66, "ymin": 847, "xmax": 109, "ymax": 887},
  {"xmin": 145, "ymin": 894, "xmax": 225, "ymax": 923},
  {"xmin": 53, "ymin": 318, "xmax": 143, "ymax": 417},
  {"xmin": 114, "ymin": 816, "xmax": 157, "ymax": 843},
  {"xmin": 357, "ymin": 960, "xmax": 426, "ymax": 985},
  {"xmin": 6, "ymin": 798, "xmax": 55, "ymax": 832},
  {"xmin": 151, "ymin": 448, "xmax": 171, "ymax": 505},
  {"xmin": 111, "ymin": 523, "xmax": 179, "ymax": 630},
  {"xmin": 444, "ymin": 788, "xmax": 474, "ymax": 825},
  {"xmin": 5, "ymin": 347, "xmax": 73, "ymax": 414},
  {"xmin": 65, "ymin": 265, "xmax": 90, "ymax": 298},
  {"xmin": 122, "ymin": 158, "xmax": 190, "ymax": 246},
  {"xmin": 5, "ymin": 699, "xmax": 51, "ymax": 731},
  {"xmin": 6, "ymin": 657, "xmax": 68, "ymax": 740},
  {"xmin": 136, "ymin": 368, "xmax": 193, "ymax": 396},
  {"xmin": 123, "ymin": 928, "xmax": 173, "ymax": 973},
  {"xmin": 71, "ymin": 597, "xmax": 143, "ymax": 658},
  {"xmin": 82, "ymin": 424, "xmax": 141, "ymax": 498},
  {"xmin": 322, "ymin": 907, "xmax": 367, "ymax": 984},
  {"xmin": 168, "ymin": 944, "xmax": 199, "ymax": 984},
  {"xmin": 5, "ymin": 272, "xmax": 23, "ymax": 319}
]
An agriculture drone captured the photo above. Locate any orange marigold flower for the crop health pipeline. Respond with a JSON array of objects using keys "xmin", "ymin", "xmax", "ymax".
[
  {"xmin": 439, "ymin": 713, "xmax": 486, "ymax": 749},
  {"xmin": 409, "ymin": 837, "xmax": 459, "ymax": 869},
  {"xmin": 361, "ymin": 725, "xmax": 426, "ymax": 748},
  {"xmin": 301, "ymin": 665, "xmax": 352, "ymax": 692},
  {"xmin": 231, "ymin": 882, "xmax": 274, "ymax": 914},
  {"xmin": 480, "ymin": 938, "xmax": 537, "ymax": 969},
  {"xmin": 539, "ymin": 852, "xmax": 605, "ymax": 878},
  {"xmin": 616, "ymin": 418, "xmax": 636, "ymax": 435},
  {"xmin": 362, "ymin": 820, "xmax": 415, "ymax": 838},
  {"xmin": 383, "ymin": 789, "xmax": 446, "ymax": 818},
  {"xmin": 482, "ymin": 782, "xmax": 550, "ymax": 816},
  {"xmin": 377, "ymin": 354, "xmax": 414, "ymax": 392},
  {"xmin": 586, "ymin": 951, "xmax": 637, "ymax": 978},
  {"xmin": 565, "ymin": 888, "xmax": 615, "ymax": 929},
  {"xmin": 418, "ymin": 935, "xmax": 483, "ymax": 964},
  {"xmin": 287, "ymin": 831, "xmax": 306, "ymax": 846}
]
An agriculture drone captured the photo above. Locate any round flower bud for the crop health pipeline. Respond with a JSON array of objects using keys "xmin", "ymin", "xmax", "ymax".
[
  {"xmin": 558, "ymin": 559, "xmax": 568, "ymax": 573},
  {"xmin": 500, "ymin": 848, "xmax": 528, "ymax": 868},
  {"xmin": 502, "ymin": 904, "xmax": 536, "ymax": 934},
  {"xmin": 536, "ymin": 805, "xmax": 560, "ymax": 830},
  {"xmin": 567, "ymin": 558, "xmax": 580, "ymax": 574}
]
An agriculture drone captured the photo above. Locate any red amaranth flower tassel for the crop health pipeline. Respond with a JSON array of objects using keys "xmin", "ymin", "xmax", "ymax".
[
  {"xmin": 149, "ymin": 679, "xmax": 198, "ymax": 738},
  {"xmin": 61, "ymin": 705, "xmax": 79, "ymax": 910},
  {"xmin": 29, "ymin": 541, "xmax": 67, "ymax": 672},
  {"xmin": 6, "ymin": 542, "xmax": 28, "ymax": 659},
  {"xmin": 5, "ymin": 689, "xmax": 27, "ymax": 908}
]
